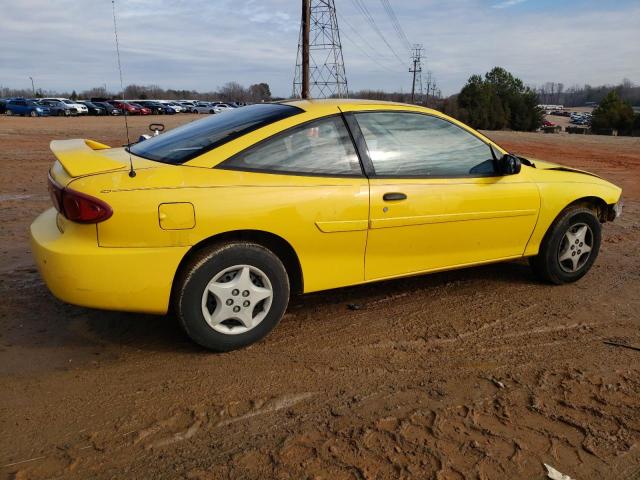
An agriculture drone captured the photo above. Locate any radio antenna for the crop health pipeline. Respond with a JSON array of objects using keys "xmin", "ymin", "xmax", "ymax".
[{"xmin": 111, "ymin": 0, "xmax": 135, "ymax": 178}]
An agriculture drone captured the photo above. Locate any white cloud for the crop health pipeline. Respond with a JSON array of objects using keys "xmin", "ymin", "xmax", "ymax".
[{"xmin": 492, "ymin": 0, "xmax": 527, "ymax": 9}]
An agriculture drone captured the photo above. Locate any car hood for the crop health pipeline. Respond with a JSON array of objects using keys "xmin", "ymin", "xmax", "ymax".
[{"xmin": 523, "ymin": 157, "xmax": 603, "ymax": 180}]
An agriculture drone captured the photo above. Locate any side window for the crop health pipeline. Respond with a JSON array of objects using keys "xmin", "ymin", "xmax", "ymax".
[
  {"xmin": 221, "ymin": 116, "xmax": 362, "ymax": 176},
  {"xmin": 354, "ymin": 112, "xmax": 496, "ymax": 177}
]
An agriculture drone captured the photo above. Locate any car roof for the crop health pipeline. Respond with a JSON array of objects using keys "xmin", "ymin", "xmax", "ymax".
[{"xmin": 281, "ymin": 98, "xmax": 435, "ymax": 113}]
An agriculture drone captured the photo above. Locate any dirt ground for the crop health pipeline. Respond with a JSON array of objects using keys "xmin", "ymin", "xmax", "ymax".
[{"xmin": 1, "ymin": 115, "xmax": 639, "ymax": 480}]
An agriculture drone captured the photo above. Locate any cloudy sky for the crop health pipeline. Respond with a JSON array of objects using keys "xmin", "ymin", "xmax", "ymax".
[{"xmin": 1, "ymin": 0, "xmax": 639, "ymax": 97}]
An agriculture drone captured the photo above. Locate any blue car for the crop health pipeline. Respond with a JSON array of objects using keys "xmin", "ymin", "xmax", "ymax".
[{"xmin": 6, "ymin": 98, "xmax": 50, "ymax": 117}]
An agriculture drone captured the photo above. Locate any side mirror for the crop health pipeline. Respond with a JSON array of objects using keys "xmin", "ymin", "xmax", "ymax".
[
  {"xmin": 498, "ymin": 154, "xmax": 521, "ymax": 175},
  {"xmin": 149, "ymin": 123, "xmax": 165, "ymax": 136}
]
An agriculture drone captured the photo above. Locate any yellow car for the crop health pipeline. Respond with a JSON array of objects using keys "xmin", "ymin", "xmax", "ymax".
[{"xmin": 31, "ymin": 100, "xmax": 623, "ymax": 351}]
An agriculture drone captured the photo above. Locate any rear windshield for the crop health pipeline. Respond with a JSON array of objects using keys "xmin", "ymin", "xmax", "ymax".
[{"xmin": 129, "ymin": 104, "xmax": 302, "ymax": 164}]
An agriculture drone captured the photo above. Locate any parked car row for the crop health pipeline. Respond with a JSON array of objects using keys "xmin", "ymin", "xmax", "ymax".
[
  {"xmin": 1, "ymin": 97, "xmax": 245, "ymax": 117},
  {"xmin": 570, "ymin": 112, "xmax": 592, "ymax": 126},
  {"xmin": 95, "ymin": 99, "xmax": 244, "ymax": 115}
]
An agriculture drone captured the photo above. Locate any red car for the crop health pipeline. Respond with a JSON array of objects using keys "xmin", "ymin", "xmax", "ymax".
[
  {"xmin": 109, "ymin": 101, "xmax": 144, "ymax": 115},
  {"xmin": 542, "ymin": 119, "xmax": 557, "ymax": 127},
  {"xmin": 130, "ymin": 103, "xmax": 152, "ymax": 115}
]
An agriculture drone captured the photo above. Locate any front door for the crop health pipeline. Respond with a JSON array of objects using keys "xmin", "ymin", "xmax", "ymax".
[{"xmin": 349, "ymin": 110, "xmax": 540, "ymax": 281}]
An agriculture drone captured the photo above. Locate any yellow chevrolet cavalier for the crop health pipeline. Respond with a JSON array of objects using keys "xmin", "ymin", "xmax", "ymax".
[{"xmin": 31, "ymin": 100, "xmax": 623, "ymax": 351}]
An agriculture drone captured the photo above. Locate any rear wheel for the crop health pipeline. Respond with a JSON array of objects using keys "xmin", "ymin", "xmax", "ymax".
[
  {"xmin": 529, "ymin": 207, "xmax": 601, "ymax": 284},
  {"xmin": 175, "ymin": 242, "xmax": 290, "ymax": 352}
]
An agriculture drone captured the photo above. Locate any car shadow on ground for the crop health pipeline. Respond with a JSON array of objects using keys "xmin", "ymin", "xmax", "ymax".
[
  {"xmin": 1, "ymin": 260, "xmax": 538, "ymax": 360},
  {"xmin": 290, "ymin": 259, "xmax": 536, "ymax": 309}
]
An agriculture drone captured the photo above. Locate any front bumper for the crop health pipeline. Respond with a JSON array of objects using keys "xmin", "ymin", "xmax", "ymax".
[
  {"xmin": 607, "ymin": 199, "xmax": 624, "ymax": 221},
  {"xmin": 30, "ymin": 208, "xmax": 188, "ymax": 314}
]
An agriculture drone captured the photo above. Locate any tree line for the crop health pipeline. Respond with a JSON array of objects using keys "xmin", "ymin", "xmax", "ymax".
[
  {"xmin": 345, "ymin": 89, "xmax": 443, "ymax": 106},
  {"xmin": 0, "ymin": 81, "xmax": 272, "ymax": 103},
  {"xmin": 535, "ymin": 79, "xmax": 640, "ymax": 108},
  {"xmin": 3, "ymin": 71, "xmax": 638, "ymax": 134}
]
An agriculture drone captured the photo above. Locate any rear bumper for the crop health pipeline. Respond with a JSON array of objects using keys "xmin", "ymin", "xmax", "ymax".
[{"xmin": 30, "ymin": 208, "xmax": 188, "ymax": 314}]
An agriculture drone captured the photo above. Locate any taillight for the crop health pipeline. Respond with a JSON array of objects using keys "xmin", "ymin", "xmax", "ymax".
[
  {"xmin": 48, "ymin": 173, "xmax": 113, "ymax": 224},
  {"xmin": 47, "ymin": 173, "xmax": 63, "ymax": 212}
]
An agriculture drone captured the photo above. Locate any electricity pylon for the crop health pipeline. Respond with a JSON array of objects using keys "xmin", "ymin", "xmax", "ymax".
[
  {"xmin": 293, "ymin": 0, "xmax": 348, "ymax": 99},
  {"xmin": 409, "ymin": 44, "xmax": 424, "ymax": 104}
]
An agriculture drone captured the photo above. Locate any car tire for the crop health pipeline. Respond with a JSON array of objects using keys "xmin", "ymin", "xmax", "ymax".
[
  {"xmin": 529, "ymin": 206, "xmax": 601, "ymax": 284},
  {"xmin": 7, "ymin": 110, "xmax": 12, "ymax": 116},
  {"xmin": 175, "ymin": 242, "xmax": 290, "ymax": 352},
  {"xmin": 30, "ymin": 110, "xmax": 38, "ymax": 117}
]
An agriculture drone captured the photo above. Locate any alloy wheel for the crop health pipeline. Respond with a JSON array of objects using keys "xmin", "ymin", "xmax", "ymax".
[
  {"xmin": 201, "ymin": 264, "xmax": 273, "ymax": 335},
  {"xmin": 558, "ymin": 223, "xmax": 593, "ymax": 273}
]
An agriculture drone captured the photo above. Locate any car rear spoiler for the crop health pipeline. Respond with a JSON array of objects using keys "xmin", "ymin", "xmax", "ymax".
[{"xmin": 50, "ymin": 139, "xmax": 128, "ymax": 177}]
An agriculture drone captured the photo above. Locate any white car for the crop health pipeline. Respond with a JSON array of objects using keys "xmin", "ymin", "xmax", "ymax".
[
  {"xmin": 42, "ymin": 98, "xmax": 88, "ymax": 115},
  {"xmin": 166, "ymin": 101, "xmax": 185, "ymax": 113},
  {"xmin": 178, "ymin": 101, "xmax": 196, "ymax": 112},
  {"xmin": 192, "ymin": 102, "xmax": 216, "ymax": 114},
  {"xmin": 213, "ymin": 103, "xmax": 233, "ymax": 114}
]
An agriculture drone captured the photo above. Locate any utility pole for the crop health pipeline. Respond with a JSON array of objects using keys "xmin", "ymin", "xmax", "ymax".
[
  {"xmin": 301, "ymin": 0, "xmax": 310, "ymax": 99},
  {"xmin": 409, "ymin": 45, "xmax": 423, "ymax": 104},
  {"xmin": 293, "ymin": 0, "xmax": 348, "ymax": 99},
  {"xmin": 29, "ymin": 76, "xmax": 35, "ymax": 95}
]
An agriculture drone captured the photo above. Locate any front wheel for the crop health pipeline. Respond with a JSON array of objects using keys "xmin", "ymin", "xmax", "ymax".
[
  {"xmin": 175, "ymin": 242, "xmax": 290, "ymax": 352},
  {"xmin": 30, "ymin": 110, "xmax": 38, "ymax": 117},
  {"xmin": 530, "ymin": 207, "xmax": 601, "ymax": 284}
]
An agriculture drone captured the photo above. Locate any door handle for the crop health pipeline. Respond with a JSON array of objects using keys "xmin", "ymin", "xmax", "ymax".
[{"xmin": 383, "ymin": 192, "xmax": 407, "ymax": 202}]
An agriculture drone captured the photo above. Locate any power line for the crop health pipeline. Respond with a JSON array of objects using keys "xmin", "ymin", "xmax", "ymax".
[
  {"xmin": 340, "ymin": 30, "xmax": 398, "ymax": 74},
  {"xmin": 348, "ymin": 0, "xmax": 406, "ymax": 66},
  {"xmin": 338, "ymin": 13, "xmax": 401, "ymax": 74},
  {"xmin": 379, "ymin": 0, "xmax": 411, "ymax": 51}
]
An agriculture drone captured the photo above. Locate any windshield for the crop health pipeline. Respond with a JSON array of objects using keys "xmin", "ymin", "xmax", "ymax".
[{"xmin": 129, "ymin": 103, "xmax": 302, "ymax": 164}]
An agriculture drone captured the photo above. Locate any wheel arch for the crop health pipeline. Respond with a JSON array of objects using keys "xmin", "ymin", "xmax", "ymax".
[
  {"xmin": 525, "ymin": 194, "xmax": 610, "ymax": 257},
  {"xmin": 539, "ymin": 196, "xmax": 608, "ymax": 247},
  {"xmin": 563, "ymin": 196, "xmax": 609, "ymax": 222},
  {"xmin": 171, "ymin": 230, "xmax": 304, "ymax": 302}
]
